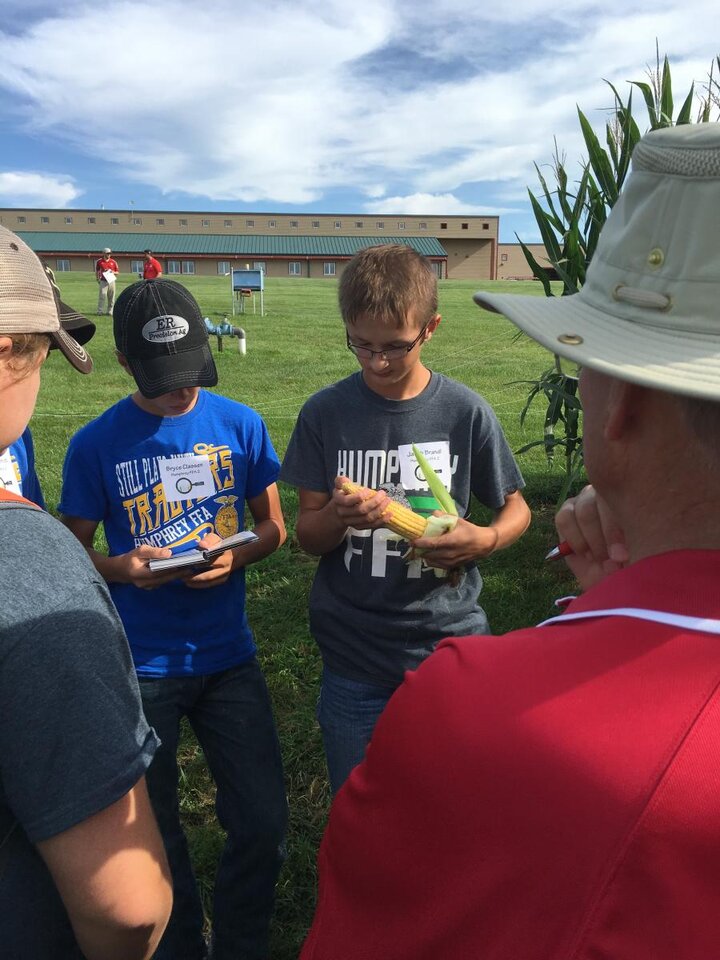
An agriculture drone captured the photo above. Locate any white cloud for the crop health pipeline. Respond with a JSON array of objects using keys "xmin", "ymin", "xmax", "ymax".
[
  {"xmin": 364, "ymin": 192, "xmax": 519, "ymax": 216},
  {"xmin": 0, "ymin": 171, "xmax": 81, "ymax": 206},
  {"xmin": 0, "ymin": 0, "xmax": 718, "ymax": 229}
]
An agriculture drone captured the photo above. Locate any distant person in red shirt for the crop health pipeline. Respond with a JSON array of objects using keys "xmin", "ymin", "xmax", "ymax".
[
  {"xmin": 143, "ymin": 250, "xmax": 163, "ymax": 280},
  {"xmin": 300, "ymin": 124, "xmax": 720, "ymax": 960},
  {"xmin": 95, "ymin": 247, "xmax": 119, "ymax": 316}
]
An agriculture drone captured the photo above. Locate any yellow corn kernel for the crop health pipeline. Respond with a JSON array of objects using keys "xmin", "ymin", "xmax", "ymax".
[{"xmin": 341, "ymin": 481, "xmax": 428, "ymax": 540}]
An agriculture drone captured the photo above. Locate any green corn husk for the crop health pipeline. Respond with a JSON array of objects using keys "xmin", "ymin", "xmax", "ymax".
[{"xmin": 411, "ymin": 444, "xmax": 458, "ymax": 516}]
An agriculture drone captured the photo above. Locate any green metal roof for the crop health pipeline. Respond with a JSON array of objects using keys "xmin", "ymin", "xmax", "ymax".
[{"xmin": 18, "ymin": 232, "xmax": 447, "ymax": 258}]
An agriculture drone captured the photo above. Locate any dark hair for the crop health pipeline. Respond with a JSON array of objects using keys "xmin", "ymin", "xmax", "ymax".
[
  {"xmin": 338, "ymin": 244, "xmax": 438, "ymax": 329},
  {"xmin": 144, "ymin": 249, "xmax": 152, "ymax": 255}
]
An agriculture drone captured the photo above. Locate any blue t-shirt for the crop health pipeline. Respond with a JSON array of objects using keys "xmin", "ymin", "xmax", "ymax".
[
  {"xmin": 59, "ymin": 391, "xmax": 280, "ymax": 678},
  {"xmin": 0, "ymin": 428, "xmax": 46, "ymax": 508}
]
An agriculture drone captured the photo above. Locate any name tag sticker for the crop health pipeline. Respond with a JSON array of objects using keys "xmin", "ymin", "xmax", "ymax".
[
  {"xmin": 0, "ymin": 449, "xmax": 22, "ymax": 495},
  {"xmin": 158, "ymin": 454, "xmax": 215, "ymax": 503},
  {"xmin": 397, "ymin": 441, "xmax": 451, "ymax": 491}
]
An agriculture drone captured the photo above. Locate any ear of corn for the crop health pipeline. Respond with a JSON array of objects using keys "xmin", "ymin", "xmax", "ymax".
[
  {"xmin": 411, "ymin": 444, "xmax": 458, "ymax": 516},
  {"xmin": 341, "ymin": 480, "xmax": 428, "ymax": 539}
]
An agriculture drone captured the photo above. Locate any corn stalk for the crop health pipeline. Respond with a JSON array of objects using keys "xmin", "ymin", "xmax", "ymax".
[{"xmin": 517, "ymin": 49, "xmax": 719, "ymax": 501}]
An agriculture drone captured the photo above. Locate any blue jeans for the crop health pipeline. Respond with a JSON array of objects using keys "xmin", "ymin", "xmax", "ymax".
[
  {"xmin": 317, "ymin": 667, "xmax": 396, "ymax": 794},
  {"xmin": 138, "ymin": 660, "xmax": 287, "ymax": 960}
]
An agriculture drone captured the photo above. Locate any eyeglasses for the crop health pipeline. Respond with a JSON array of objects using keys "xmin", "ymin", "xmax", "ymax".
[
  {"xmin": 346, "ymin": 322, "xmax": 430, "ymax": 362},
  {"xmin": 554, "ymin": 354, "xmax": 582, "ymax": 380}
]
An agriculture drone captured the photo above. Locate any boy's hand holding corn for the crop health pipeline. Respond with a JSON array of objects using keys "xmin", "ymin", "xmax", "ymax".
[
  {"xmin": 412, "ymin": 518, "xmax": 499, "ymax": 569},
  {"xmin": 332, "ymin": 475, "xmax": 393, "ymax": 530}
]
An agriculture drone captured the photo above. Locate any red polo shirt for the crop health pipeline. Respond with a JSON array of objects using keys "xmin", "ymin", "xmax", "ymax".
[
  {"xmin": 143, "ymin": 257, "xmax": 162, "ymax": 279},
  {"xmin": 302, "ymin": 550, "xmax": 720, "ymax": 960},
  {"xmin": 95, "ymin": 257, "xmax": 118, "ymax": 279}
]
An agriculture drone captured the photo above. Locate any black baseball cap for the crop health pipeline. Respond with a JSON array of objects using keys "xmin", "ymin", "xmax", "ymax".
[{"xmin": 113, "ymin": 279, "xmax": 218, "ymax": 398}]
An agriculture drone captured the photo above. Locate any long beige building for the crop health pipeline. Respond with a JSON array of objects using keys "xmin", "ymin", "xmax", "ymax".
[{"xmin": 2, "ymin": 208, "xmax": 502, "ymax": 281}]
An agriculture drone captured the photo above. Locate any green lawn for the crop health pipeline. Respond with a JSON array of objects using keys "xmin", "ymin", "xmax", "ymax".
[{"xmin": 33, "ymin": 273, "xmax": 580, "ymax": 957}]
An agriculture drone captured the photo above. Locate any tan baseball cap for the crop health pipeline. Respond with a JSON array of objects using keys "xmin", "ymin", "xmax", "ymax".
[{"xmin": 0, "ymin": 226, "xmax": 92, "ymax": 373}]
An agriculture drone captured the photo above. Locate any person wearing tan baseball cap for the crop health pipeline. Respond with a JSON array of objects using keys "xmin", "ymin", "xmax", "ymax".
[
  {"xmin": 299, "ymin": 124, "xmax": 720, "ymax": 960},
  {"xmin": 0, "ymin": 225, "xmax": 172, "ymax": 958}
]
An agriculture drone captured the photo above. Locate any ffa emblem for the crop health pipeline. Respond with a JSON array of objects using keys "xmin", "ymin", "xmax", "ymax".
[{"xmin": 214, "ymin": 495, "xmax": 239, "ymax": 537}]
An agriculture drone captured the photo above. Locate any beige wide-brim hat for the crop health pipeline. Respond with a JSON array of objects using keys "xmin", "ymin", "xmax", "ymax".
[{"xmin": 474, "ymin": 123, "xmax": 720, "ymax": 400}]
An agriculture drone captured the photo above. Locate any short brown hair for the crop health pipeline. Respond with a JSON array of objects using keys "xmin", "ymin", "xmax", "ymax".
[{"xmin": 338, "ymin": 244, "xmax": 438, "ymax": 329}]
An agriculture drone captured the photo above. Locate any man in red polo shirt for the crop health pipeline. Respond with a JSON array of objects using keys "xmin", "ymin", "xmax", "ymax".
[
  {"xmin": 95, "ymin": 247, "xmax": 119, "ymax": 315},
  {"xmin": 300, "ymin": 123, "xmax": 720, "ymax": 960},
  {"xmin": 143, "ymin": 250, "xmax": 162, "ymax": 280}
]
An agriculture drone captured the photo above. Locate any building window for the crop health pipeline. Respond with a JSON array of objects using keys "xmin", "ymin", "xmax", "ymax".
[
  {"xmin": 253, "ymin": 261, "xmax": 266, "ymax": 273},
  {"xmin": 224, "ymin": 219, "xmax": 232, "ymax": 227},
  {"xmin": 41, "ymin": 216, "xmax": 49, "ymax": 223},
  {"xmin": 167, "ymin": 260, "xmax": 181, "ymax": 274},
  {"xmin": 217, "ymin": 261, "xmax": 231, "ymax": 275},
  {"xmin": 334, "ymin": 220, "xmax": 342, "ymax": 229},
  {"xmin": 440, "ymin": 222, "xmax": 447, "ymax": 229},
  {"xmin": 179, "ymin": 218, "xmax": 188, "ymax": 226},
  {"xmin": 376, "ymin": 221, "xmax": 385, "ymax": 230},
  {"xmin": 132, "ymin": 217, "xmax": 142, "ymax": 225},
  {"xmin": 64, "ymin": 216, "xmax": 73, "ymax": 224},
  {"xmin": 354, "ymin": 221, "xmax": 363, "ymax": 228},
  {"xmin": 289, "ymin": 220, "xmax": 298, "ymax": 228},
  {"xmin": 131, "ymin": 259, "xmax": 144, "ymax": 274},
  {"xmin": 288, "ymin": 262, "xmax": 302, "ymax": 276},
  {"xmin": 202, "ymin": 219, "xmax": 210, "ymax": 227},
  {"xmin": 323, "ymin": 262, "xmax": 336, "ymax": 276},
  {"xmin": 267, "ymin": 219, "xmax": 276, "ymax": 228},
  {"xmin": 461, "ymin": 222, "xmax": 469, "ymax": 230},
  {"xmin": 397, "ymin": 221, "xmax": 406, "ymax": 230},
  {"xmin": 483, "ymin": 223, "xmax": 489, "ymax": 230},
  {"xmin": 418, "ymin": 221, "xmax": 427, "ymax": 229},
  {"xmin": 245, "ymin": 219, "xmax": 255, "ymax": 228},
  {"xmin": 56, "ymin": 259, "xmax": 71, "ymax": 272},
  {"xmin": 111, "ymin": 217, "xmax": 119, "ymax": 225},
  {"xmin": 312, "ymin": 220, "xmax": 320, "ymax": 228},
  {"xmin": 87, "ymin": 216, "xmax": 96, "ymax": 224},
  {"xmin": 500, "ymin": 253, "xmax": 508, "ymax": 262},
  {"xmin": 156, "ymin": 218, "xmax": 165, "ymax": 225},
  {"xmin": 182, "ymin": 261, "xmax": 195, "ymax": 274},
  {"xmin": 16, "ymin": 216, "xmax": 26, "ymax": 223}
]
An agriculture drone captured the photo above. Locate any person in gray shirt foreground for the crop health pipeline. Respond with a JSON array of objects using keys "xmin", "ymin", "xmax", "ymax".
[{"xmin": 0, "ymin": 225, "xmax": 172, "ymax": 960}]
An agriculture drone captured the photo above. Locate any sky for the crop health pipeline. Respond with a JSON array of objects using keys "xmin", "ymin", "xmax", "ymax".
[{"xmin": 0, "ymin": 1, "xmax": 718, "ymax": 241}]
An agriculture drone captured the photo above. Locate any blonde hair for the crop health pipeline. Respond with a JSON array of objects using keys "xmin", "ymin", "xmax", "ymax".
[
  {"xmin": 3, "ymin": 332, "xmax": 51, "ymax": 378},
  {"xmin": 338, "ymin": 244, "xmax": 438, "ymax": 329}
]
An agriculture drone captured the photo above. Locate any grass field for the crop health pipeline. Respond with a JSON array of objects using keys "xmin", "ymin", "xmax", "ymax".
[{"xmin": 33, "ymin": 272, "xmax": 581, "ymax": 957}]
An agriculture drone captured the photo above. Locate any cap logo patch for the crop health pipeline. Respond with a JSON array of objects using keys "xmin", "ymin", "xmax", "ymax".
[{"xmin": 142, "ymin": 314, "xmax": 189, "ymax": 343}]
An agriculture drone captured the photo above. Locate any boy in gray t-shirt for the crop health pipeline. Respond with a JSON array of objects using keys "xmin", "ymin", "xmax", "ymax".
[{"xmin": 281, "ymin": 244, "xmax": 530, "ymax": 793}]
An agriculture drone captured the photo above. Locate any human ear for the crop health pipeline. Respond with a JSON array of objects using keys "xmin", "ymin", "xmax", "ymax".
[
  {"xmin": 604, "ymin": 379, "xmax": 640, "ymax": 442},
  {"xmin": 115, "ymin": 350, "xmax": 132, "ymax": 375}
]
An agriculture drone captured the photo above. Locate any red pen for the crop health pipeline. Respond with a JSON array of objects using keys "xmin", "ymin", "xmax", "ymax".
[{"xmin": 544, "ymin": 540, "xmax": 573, "ymax": 562}]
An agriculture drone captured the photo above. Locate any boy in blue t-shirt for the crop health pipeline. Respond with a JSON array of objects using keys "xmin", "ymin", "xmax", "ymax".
[{"xmin": 60, "ymin": 279, "xmax": 287, "ymax": 960}]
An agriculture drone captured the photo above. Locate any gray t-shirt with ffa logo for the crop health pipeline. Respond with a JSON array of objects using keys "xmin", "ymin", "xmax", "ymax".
[{"xmin": 280, "ymin": 372, "xmax": 525, "ymax": 687}]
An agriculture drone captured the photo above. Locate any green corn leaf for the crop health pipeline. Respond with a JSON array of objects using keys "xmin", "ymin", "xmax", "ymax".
[
  {"xmin": 518, "ymin": 239, "xmax": 555, "ymax": 296},
  {"xmin": 676, "ymin": 84, "xmax": 695, "ymax": 124},
  {"xmin": 630, "ymin": 80, "xmax": 659, "ymax": 127},
  {"xmin": 660, "ymin": 56, "xmax": 674, "ymax": 124},
  {"xmin": 578, "ymin": 108, "xmax": 618, "ymax": 204},
  {"xmin": 411, "ymin": 445, "xmax": 458, "ymax": 516},
  {"xmin": 528, "ymin": 191, "xmax": 563, "ymax": 262}
]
